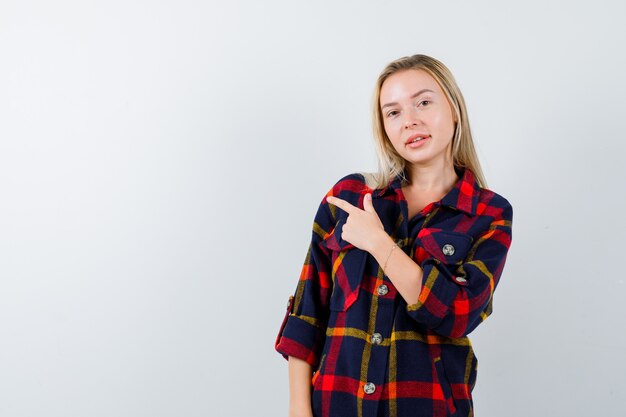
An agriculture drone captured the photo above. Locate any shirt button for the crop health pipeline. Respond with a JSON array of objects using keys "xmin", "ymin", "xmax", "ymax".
[
  {"xmin": 442, "ymin": 243, "xmax": 455, "ymax": 256},
  {"xmin": 377, "ymin": 284, "xmax": 389, "ymax": 296},
  {"xmin": 363, "ymin": 382, "xmax": 376, "ymax": 394},
  {"xmin": 371, "ymin": 333, "xmax": 383, "ymax": 345},
  {"xmin": 455, "ymin": 276, "xmax": 467, "ymax": 284}
]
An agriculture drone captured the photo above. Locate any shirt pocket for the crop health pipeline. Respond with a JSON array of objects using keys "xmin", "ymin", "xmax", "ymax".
[
  {"xmin": 416, "ymin": 227, "xmax": 473, "ymax": 283},
  {"xmin": 319, "ymin": 217, "xmax": 368, "ymax": 312},
  {"xmin": 418, "ymin": 227, "xmax": 473, "ymax": 264}
]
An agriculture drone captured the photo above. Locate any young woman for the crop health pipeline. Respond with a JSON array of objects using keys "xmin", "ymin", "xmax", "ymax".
[{"xmin": 275, "ymin": 54, "xmax": 513, "ymax": 417}]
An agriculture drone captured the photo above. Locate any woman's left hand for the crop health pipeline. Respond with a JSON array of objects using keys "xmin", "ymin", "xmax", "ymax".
[{"xmin": 326, "ymin": 193, "xmax": 386, "ymax": 253}]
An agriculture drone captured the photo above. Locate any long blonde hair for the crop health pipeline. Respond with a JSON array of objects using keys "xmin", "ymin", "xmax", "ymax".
[{"xmin": 370, "ymin": 54, "xmax": 487, "ymax": 189}]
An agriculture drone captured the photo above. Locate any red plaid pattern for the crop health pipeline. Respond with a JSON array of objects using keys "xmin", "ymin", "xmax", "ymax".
[{"xmin": 275, "ymin": 167, "xmax": 513, "ymax": 417}]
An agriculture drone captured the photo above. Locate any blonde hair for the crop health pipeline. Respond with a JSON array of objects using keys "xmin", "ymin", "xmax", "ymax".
[{"xmin": 370, "ymin": 54, "xmax": 488, "ymax": 189}]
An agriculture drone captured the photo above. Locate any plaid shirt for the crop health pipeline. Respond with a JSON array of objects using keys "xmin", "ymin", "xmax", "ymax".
[{"xmin": 275, "ymin": 167, "xmax": 513, "ymax": 417}]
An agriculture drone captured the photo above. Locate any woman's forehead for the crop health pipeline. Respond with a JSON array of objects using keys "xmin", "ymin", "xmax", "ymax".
[{"xmin": 380, "ymin": 69, "xmax": 442, "ymax": 102}]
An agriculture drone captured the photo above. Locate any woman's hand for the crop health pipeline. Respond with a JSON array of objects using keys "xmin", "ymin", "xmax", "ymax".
[{"xmin": 326, "ymin": 193, "xmax": 386, "ymax": 253}]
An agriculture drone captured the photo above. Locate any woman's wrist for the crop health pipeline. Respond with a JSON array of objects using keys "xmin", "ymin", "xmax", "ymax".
[
  {"xmin": 368, "ymin": 231, "xmax": 396, "ymax": 267},
  {"xmin": 368, "ymin": 230, "xmax": 424, "ymax": 305}
]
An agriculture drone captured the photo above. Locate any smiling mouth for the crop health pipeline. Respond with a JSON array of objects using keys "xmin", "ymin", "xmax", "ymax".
[{"xmin": 406, "ymin": 135, "xmax": 430, "ymax": 145}]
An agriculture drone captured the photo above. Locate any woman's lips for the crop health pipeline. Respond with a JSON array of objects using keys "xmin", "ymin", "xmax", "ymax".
[{"xmin": 406, "ymin": 136, "xmax": 430, "ymax": 148}]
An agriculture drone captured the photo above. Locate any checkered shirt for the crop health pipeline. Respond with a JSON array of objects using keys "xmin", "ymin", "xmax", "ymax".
[{"xmin": 275, "ymin": 167, "xmax": 513, "ymax": 417}]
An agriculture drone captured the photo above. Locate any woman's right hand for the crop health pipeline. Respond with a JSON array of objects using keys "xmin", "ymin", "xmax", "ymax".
[{"xmin": 288, "ymin": 356, "xmax": 314, "ymax": 417}]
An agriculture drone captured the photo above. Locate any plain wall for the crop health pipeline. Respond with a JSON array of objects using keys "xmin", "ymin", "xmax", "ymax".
[{"xmin": 1, "ymin": 0, "xmax": 624, "ymax": 416}]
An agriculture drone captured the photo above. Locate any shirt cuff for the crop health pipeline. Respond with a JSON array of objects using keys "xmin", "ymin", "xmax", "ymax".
[{"xmin": 275, "ymin": 312, "xmax": 325, "ymax": 368}]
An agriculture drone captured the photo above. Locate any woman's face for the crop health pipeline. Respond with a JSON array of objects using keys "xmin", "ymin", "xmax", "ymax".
[{"xmin": 380, "ymin": 69, "xmax": 456, "ymax": 169}]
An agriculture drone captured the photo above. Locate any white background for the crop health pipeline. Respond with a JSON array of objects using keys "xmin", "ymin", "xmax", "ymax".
[{"xmin": 1, "ymin": 1, "xmax": 625, "ymax": 416}]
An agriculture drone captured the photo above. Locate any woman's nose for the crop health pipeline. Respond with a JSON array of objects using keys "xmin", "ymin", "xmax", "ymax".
[{"xmin": 404, "ymin": 111, "xmax": 421, "ymax": 128}]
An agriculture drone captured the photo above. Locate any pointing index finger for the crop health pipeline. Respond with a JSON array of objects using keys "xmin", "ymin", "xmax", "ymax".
[{"xmin": 326, "ymin": 196, "xmax": 356, "ymax": 214}]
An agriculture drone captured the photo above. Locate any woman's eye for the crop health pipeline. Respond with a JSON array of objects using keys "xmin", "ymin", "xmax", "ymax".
[
  {"xmin": 386, "ymin": 110, "xmax": 399, "ymax": 117},
  {"xmin": 419, "ymin": 100, "xmax": 430, "ymax": 107}
]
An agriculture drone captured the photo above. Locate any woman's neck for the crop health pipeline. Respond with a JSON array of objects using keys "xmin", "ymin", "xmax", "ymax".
[{"xmin": 405, "ymin": 163, "xmax": 459, "ymax": 193}]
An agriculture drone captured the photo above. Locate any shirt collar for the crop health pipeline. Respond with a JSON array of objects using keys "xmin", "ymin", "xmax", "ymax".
[{"xmin": 373, "ymin": 166, "xmax": 481, "ymax": 216}]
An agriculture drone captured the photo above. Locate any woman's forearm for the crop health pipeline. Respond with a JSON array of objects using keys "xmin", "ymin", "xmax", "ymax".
[
  {"xmin": 369, "ymin": 231, "xmax": 423, "ymax": 305},
  {"xmin": 288, "ymin": 356, "xmax": 314, "ymax": 417}
]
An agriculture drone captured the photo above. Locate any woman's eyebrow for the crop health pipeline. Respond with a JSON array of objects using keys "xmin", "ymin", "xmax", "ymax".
[{"xmin": 381, "ymin": 88, "xmax": 435, "ymax": 109}]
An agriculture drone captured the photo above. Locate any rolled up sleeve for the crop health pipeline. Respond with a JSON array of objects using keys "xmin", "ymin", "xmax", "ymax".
[
  {"xmin": 275, "ymin": 192, "xmax": 335, "ymax": 368},
  {"xmin": 406, "ymin": 201, "xmax": 513, "ymax": 338}
]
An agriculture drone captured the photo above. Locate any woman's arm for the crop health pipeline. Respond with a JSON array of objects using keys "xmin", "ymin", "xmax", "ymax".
[
  {"xmin": 324, "ymin": 192, "xmax": 424, "ymax": 305},
  {"xmin": 288, "ymin": 356, "xmax": 313, "ymax": 417},
  {"xmin": 371, "ymin": 199, "xmax": 513, "ymax": 338},
  {"xmin": 369, "ymin": 232, "xmax": 423, "ymax": 305}
]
